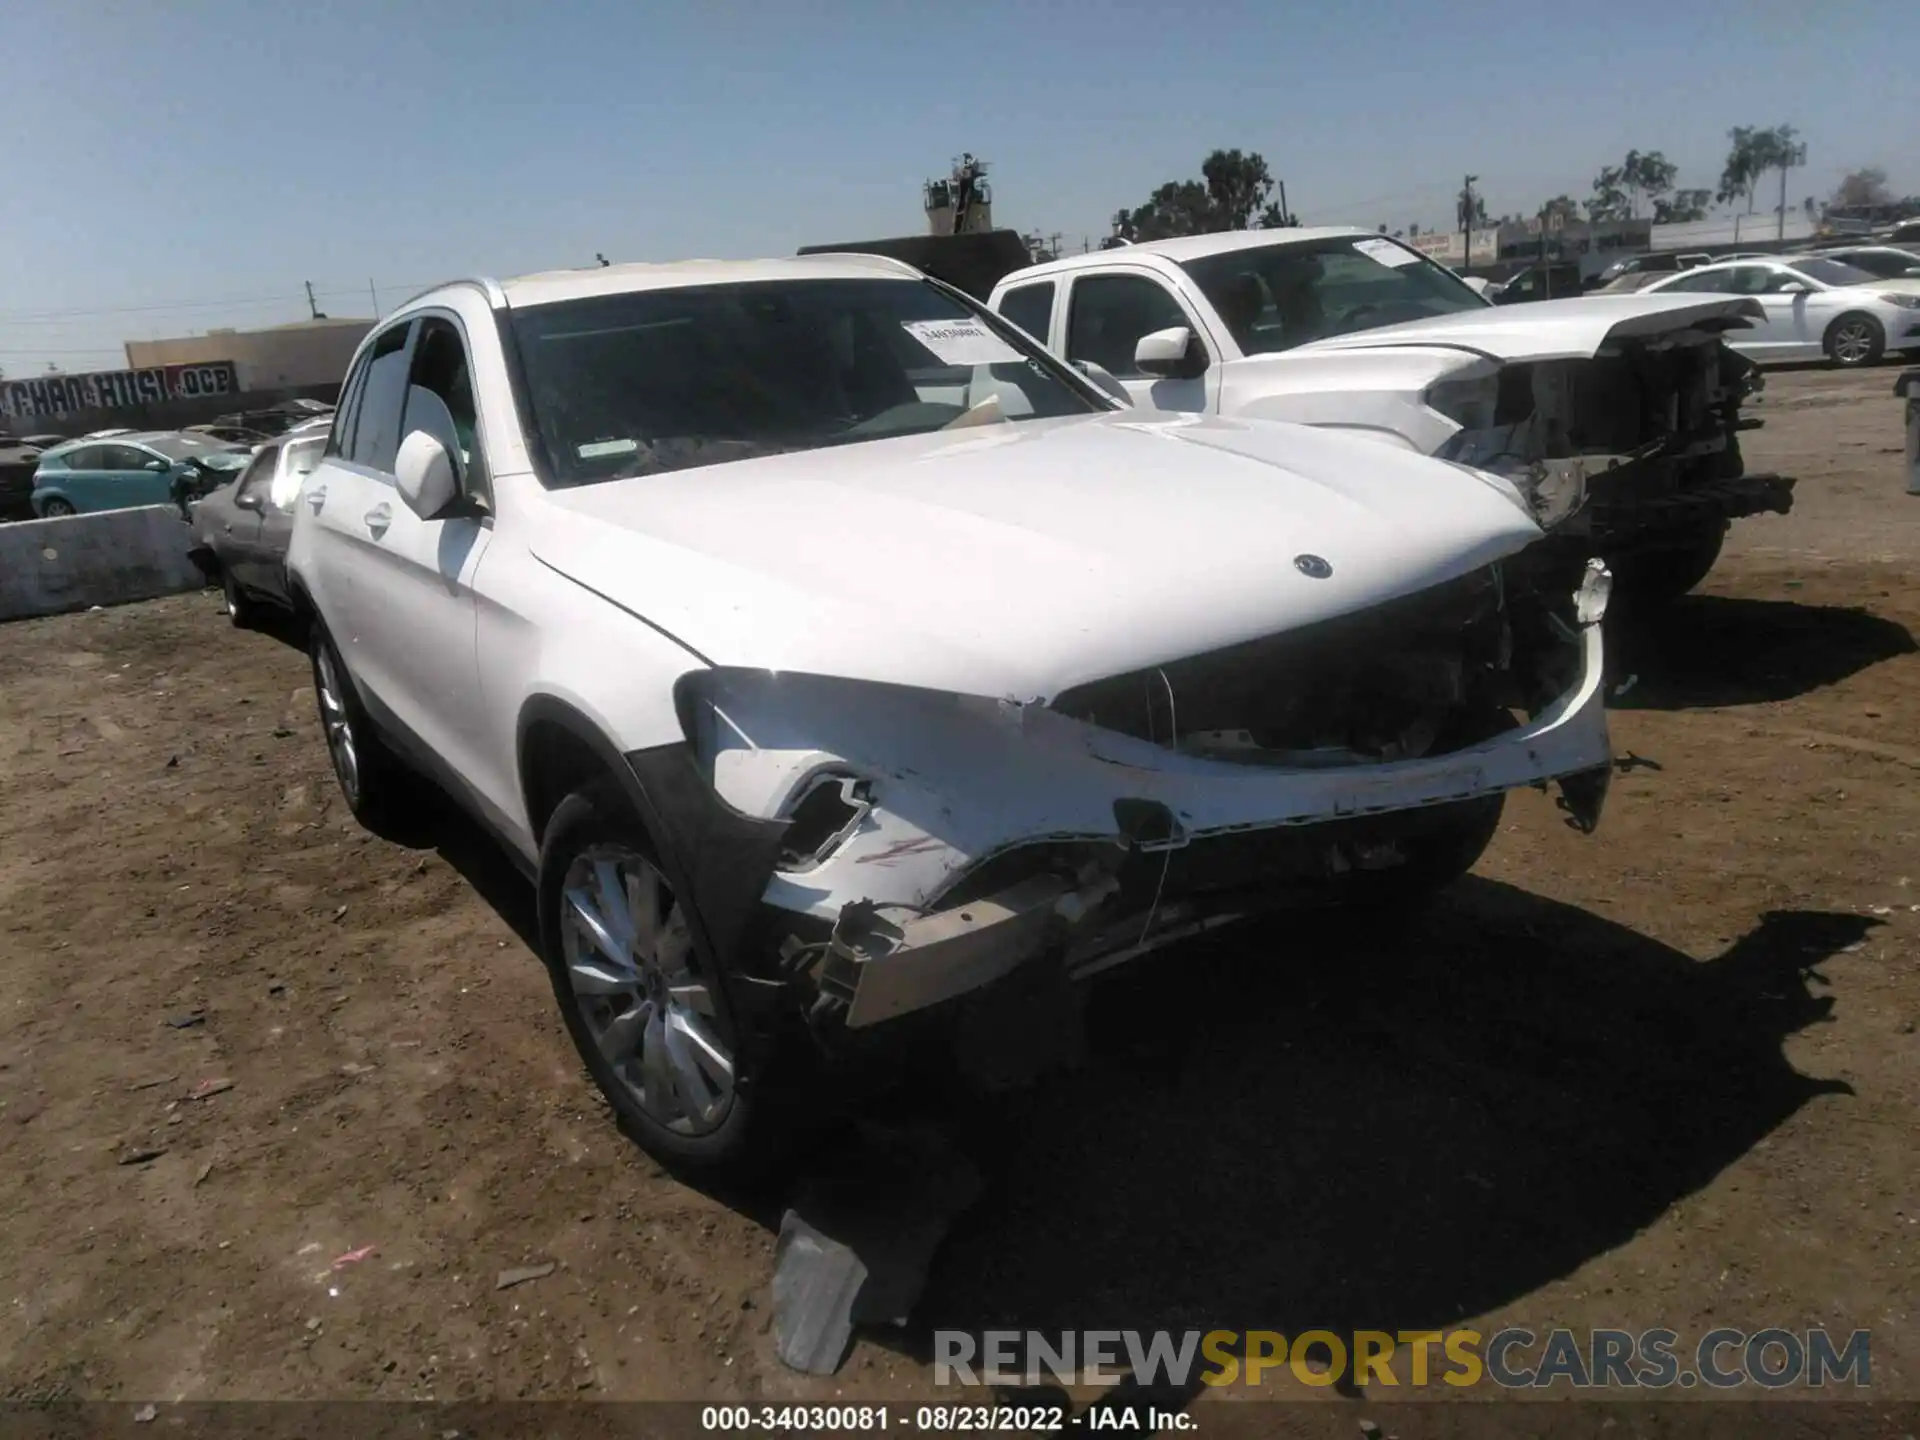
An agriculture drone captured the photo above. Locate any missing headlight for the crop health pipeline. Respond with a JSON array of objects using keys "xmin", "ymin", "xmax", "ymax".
[{"xmin": 777, "ymin": 773, "xmax": 871, "ymax": 871}]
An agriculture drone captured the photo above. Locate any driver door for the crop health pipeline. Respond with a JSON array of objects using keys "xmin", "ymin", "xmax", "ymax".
[
  {"xmin": 1750, "ymin": 266, "xmax": 1825, "ymax": 358},
  {"xmin": 321, "ymin": 311, "xmax": 493, "ymax": 797},
  {"xmin": 1063, "ymin": 271, "xmax": 1217, "ymax": 413}
]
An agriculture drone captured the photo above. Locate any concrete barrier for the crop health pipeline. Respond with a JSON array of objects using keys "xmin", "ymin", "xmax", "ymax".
[{"xmin": 0, "ymin": 505, "xmax": 208, "ymax": 622}]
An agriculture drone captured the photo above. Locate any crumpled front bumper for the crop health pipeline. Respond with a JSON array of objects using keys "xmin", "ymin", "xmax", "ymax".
[{"xmin": 679, "ymin": 574, "xmax": 1616, "ymax": 1030}]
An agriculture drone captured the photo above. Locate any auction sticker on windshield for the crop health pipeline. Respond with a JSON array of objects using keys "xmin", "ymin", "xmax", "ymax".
[
  {"xmin": 1352, "ymin": 237, "xmax": 1422, "ymax": 268},
  {"xmin": 901, "ymin": 318, "xmax": 1024, "ymax": 367}
]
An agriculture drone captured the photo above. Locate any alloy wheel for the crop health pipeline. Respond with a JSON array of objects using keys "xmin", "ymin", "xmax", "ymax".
[
  {"xmin": 1833, "ymin": 321, "xmax": 1876, "ymax": 365},
  {"xmin": 559, "ymin": 844, "xmax": 735, "ymax": 1135},
  {"xmin": 314, "ymin": 646, "xmax": 360, "ymax": 804}
]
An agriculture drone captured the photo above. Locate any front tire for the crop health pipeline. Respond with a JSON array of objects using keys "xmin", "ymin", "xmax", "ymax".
[
  {"xmin": 537, "ymin": 779, "xmax": 794, "ymax": 1177},
  {"xmin": 1609, "ymin": 520, "xmax": 1728, "ymax": 607},
  {"xmin": 39, "ymin": 497, "xmax": 75, "ymax": 518},
  {"xmin": 1354, "ymin": 790, "xmax": 1507, "ymax": 906},
  {"xmin": 1825, "ymin": 312, "xmax": 1885, "ymax": 368}
]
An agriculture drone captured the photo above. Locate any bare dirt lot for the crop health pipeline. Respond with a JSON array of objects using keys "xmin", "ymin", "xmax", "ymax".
[{"xmin": 1, "ymin": 364, "xmax": 1917, "ymax": 1414}]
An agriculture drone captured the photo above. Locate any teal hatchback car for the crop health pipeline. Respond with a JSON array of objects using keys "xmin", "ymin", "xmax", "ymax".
[{"xmin": 31, "ymin": 432, "xmax": 249, "ymax": 517}]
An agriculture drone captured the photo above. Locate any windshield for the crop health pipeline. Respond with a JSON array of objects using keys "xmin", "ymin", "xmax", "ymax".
[
  {"xmin": 1174, "ymin": 236, "xmax": 1489, "ymax": 356},
  {"xmin": 1789, "ymin": 258, "xmax": 1877, "ymax": 288},
  {"xmin": 505, "ymin": 277, "xmax": 1106, "ymax": 488},
  {"xmin": 1835, "ymin": 251, "xmax": 1920, "ymax": 279}
]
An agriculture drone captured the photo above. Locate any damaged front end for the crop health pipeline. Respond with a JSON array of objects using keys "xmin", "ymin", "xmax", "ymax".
[
  {"xmin": 661, "ymin": 559, "xmax": 1615, "ymax": 1043},
  {"xmin": 1428, "ymin": 329, "xmax": 1795, "ymax": 589}
]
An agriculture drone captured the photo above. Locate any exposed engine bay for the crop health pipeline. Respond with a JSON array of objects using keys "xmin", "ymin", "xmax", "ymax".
[
  {"xmin": 705, "ymin": 560, "xmax": 1614, "ymax": 1041},
  {"xmin": 1435, "ymin": 329, "xmax": 1796, "ymax": 586}
]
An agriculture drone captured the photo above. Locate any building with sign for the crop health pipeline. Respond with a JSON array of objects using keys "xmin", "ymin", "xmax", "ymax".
[
  {"xmin": 124, "ymin": 316, "xmax": 373, "ymax": 393},
  {"xmin": 1405, "ymin": 228, "xmax": 1501, "ymax": 267},
  {"xmin": 1, "ymin": 363, "xmax": 242, "ymax": 422},
  {"xmin": 1492, "ymin": 216, "xmax": 1652, "ymax": 266}
]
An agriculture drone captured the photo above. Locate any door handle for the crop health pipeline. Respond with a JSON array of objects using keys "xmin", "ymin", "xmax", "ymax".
[
  {"xmin": 307, "ymin": 486, "xmax": 327, "ymax": 514},
  {"xmin": 364, "ymin": 503, "xmax": 392, "ymax": 539}
]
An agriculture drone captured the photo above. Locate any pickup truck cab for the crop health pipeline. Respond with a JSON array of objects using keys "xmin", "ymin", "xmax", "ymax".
[{"xmin": 987, "ymin": 228, "xmax": 1795, "ymax": 601}]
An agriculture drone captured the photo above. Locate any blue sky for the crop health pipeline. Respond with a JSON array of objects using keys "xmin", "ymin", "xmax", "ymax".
[{"xmin": 2, "ymin": 0, "xmax": 1915, "ymax": 375}]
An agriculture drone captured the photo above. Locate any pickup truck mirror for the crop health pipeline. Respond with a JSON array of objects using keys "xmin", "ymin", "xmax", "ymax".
[
  {"xmin": 1071, "ymin": 359, "xmax": 1133, "ymax": 406},
  {"xmin": 395, "ymin": 429, "xmax": 460, "ymax": 520},
  {"xmin": 1134, "ymin": 326, "xmax": 1207, "ymax": 380}
]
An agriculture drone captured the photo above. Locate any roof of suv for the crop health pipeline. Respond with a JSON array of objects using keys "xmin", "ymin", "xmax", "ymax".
[
  {"xmin": 491, "ymin": 253, "xmax": 925, "ymax": 311},
  {"xmin": 1001, "ymin": 227, "xmax": 1376, "ymax": 281}
]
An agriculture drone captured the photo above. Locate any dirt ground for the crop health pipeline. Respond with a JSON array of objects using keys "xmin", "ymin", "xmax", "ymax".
[{"xmin": 1, "ymin": 363, "xmax": 1917, "ymax": 1412}]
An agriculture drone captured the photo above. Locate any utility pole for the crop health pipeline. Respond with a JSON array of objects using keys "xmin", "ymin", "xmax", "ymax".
[
  {"xmin": 1461, "ymin": 174, "xmax": 1479, "ymax": 268},
  {"xmin": 304, "ymin": 281, "xmax": 326, "ymax": 321},
  {"xmin": 1276, "ymin": 179, "xmax": 1290, "ymax": 226},
  {"xmin": 1777, "ymin": 160, "xmax": 1789, "ymax": 242},
  {"xmin": 368, "ymin": 279, "xmax": 380, "ymax": 318}
]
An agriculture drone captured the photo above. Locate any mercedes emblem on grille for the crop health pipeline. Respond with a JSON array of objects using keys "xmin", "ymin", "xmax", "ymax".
[{"xmin": 1293, "ymin": 554, "xmax": 1333, "ymax": 579}]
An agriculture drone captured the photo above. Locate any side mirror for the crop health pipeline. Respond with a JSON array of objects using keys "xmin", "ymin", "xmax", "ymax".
[
  {"xmin": 144, "ymin": 459, "xmax": 169, "ymax": 473},
  {"xmin": 234, "ymin": 489, "xmax": 263, "ymax": 511},
  {"xmin": 1071, "ymin": 359, "xmax": 1133, "ymax": 406},
  {"xmin": 1134, "ymin": 326, "xmax": 1207, "ymax": 380},
  {"xmin": 1778, "ymin": 279, "xmax": 1813, "ymax": 295},
  {"xmin": 395, "ymin": 429, "xmax": 459, "ymax": 519}
]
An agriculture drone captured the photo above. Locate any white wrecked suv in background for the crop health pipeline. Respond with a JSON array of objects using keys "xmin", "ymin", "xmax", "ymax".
[
  {"xmin": 286, "ymin": 255, "xmax": 1616, "ymax": 1174},
  {"xmin": 988, "ymin": 228, "xmax": 1795, "ymax": 603}
]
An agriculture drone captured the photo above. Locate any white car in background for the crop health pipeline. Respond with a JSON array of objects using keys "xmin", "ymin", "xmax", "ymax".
[
  {"xmin": 286, "ymin": 255, "xmax": 1616, "ymax": 1174},
  {"xmin": 1641, "ymin": 255, "xmax": 1920, "ymax": 367},
  {"xmin": 986, "ymin": 228, "xmax": 1792, "ymax": 602}
]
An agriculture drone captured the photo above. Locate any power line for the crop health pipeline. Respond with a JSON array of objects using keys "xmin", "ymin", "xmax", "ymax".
[{"xmin": 0, "ymin": 280, "xmax": 434, "ymax": 323}]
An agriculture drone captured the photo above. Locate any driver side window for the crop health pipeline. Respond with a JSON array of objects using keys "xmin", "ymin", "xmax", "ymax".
[
  {"xmin": 1661, "ymin": 270, "xmax": 1727, "ymax": 294},
  {"xmin": 104, "ymin": 445, "xmax": 157, "ymax": 473},
  {"xmin": 235, "ymin": 445, "xmax": 280, "ymax": 503},
  {"xmin": 400, "ymin": 315, "xmax": 488, "ymax": 505},
  {"xmin": 1066, "ymin": 274, "xmax": 1201, "ymax": 378}
]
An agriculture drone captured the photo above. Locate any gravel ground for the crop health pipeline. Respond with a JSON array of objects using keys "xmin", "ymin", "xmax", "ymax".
[{"xmin": 0, "ymin": 362, "xmax": 1916, "ymax": 1413}]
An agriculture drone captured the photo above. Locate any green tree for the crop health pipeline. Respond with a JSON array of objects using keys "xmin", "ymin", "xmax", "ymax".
[
  {"xmin": 1719, "ymin": 124, "xmax": 1806, "ymax": 215},
  {"xmin": 1831, "ymin": 167, "xmax": 1892, "ymax": 209},
  {"xmin": 1112, "ymin": 149, "xmax": 1292, "ymax": 241},
  {"xmin": 1589, "ymin": 149, "xmax": 1680, "ymax": 221},
  {"xmin": 1456, "ymin": 184, "xmax": 1489, "ymax": 230},
  {"xmin": 1717, "ymin": 126, "xmax": 1763, "ymax": 212},
  {"xmin": 1536, "ymin": 194, "xmax": 1580, "ymax": 225},
  {"xmin": 1654, "ymin": 188, "xmax": 1712, "ymax": 223}
]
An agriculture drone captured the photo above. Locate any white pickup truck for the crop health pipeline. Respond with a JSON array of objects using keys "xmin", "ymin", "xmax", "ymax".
[{"xmin": 987, "ymin": 228, "xmax": 1795, "ymax": 601}]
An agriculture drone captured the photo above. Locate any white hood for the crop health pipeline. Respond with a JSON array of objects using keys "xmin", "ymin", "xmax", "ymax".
[
  {"xmin": 529, "ymin": 412, "xmax": 1542, "ymax": 702},
  {"xmin": 1292, "ymin": 294, "xmax": 1764, "ymax": 364}
]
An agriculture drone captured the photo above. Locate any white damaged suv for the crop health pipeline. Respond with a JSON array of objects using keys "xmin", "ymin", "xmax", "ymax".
[{"xmin": 287, "ymin": 255, "xmax": 1616, "ymax": 1174}]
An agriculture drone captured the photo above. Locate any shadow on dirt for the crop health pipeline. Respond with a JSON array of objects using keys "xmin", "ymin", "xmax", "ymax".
[
  {"xmin": 359, "ymin": 782, "xmax": 542, "ymax": 952},
  {"xmin": 875, "ymin": 882, "xmax": 1868, "ymax": 1412},
  {"xmin": 1606, "ymin": 592, "xmax": 1915, "ymax": 710}
]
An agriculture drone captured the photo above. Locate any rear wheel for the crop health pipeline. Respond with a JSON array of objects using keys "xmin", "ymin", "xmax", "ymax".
[
  {"xmin": 1825, "ymin": 312, "xmax": 1885, "ymax": 368},
  {"xmin": 308, "ymin": 622, "xmax": 409, "ymax": 826},
  {"xmin": 39, "ymin": 497, "xmax": 75, "ymax": 518},
  {"xmin": 222, "ymin": 571, "xmax": 258, "ymax": 629},
  {"xmin": 537, "ymin": 778, "xmax": 798, "ymax": 1177}
]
